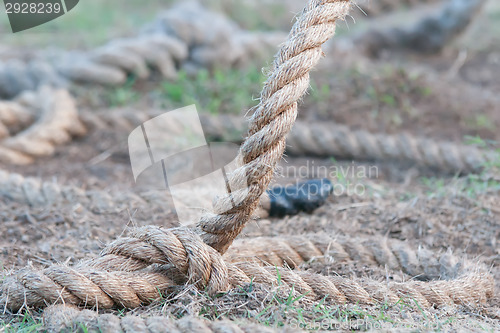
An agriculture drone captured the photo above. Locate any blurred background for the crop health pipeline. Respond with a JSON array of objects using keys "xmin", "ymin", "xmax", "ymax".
[
  {"xmin": 1, "ymin": 0, "xmax": 499, "ymax": 140},
  {"xmin": 2, "ymin": 0, "xmax": 499, "ymax": 142}
]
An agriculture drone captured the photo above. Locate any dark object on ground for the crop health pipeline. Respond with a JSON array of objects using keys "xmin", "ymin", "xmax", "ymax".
[{"xmin": 268, "ymin": 178, "xmax": 333, "ymax": 217}]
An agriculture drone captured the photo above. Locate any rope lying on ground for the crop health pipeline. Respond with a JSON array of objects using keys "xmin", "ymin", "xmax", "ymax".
[
  {"xmin": 43, "ymin": 305, "xmax": 291, "ymax": 333},
  {"xmin": 2, "ymin": 95, "xmax": 495, "ymax": 172},
  {"xmin": 0, "ymin": 168, "xmax": 330, "ymax": 220},
  {"xmin": 1, "ymin": 226, "xmax": 494, "ymax": 311},
  {"xmin": 357, "ymin": 0, "xmax": 441, "ymax": 17},
  {"xmin": 82, "ymin": 109, "xmax": 496, "ymax": 173},
  {"xmin": 0, "ymin": 87, "xmax": 86, "ymax": 165},
  {"xmin": 0, "ymin": 1, "xmax": 495, "ymax": 330},
  {"xmin": 225, "ymin": 235, "xmax": 466, "ymax": 280},
  {"xmin": 0, "ymin": 100, "xmax": 34, "ymax": 140},
  {"xmin": 0, "ymin": 170, "xmax": 477, "ymax": 282},
  {"xmin": 360, "ymin": 0, "xmax": 486, "ymax": 56},
  {"xmin": 0, "ymin": 0, "xmax": 354, "ymax": 312},
  {"xmin": 0, "ymin": 2, "xmax": 284, "ymax": 99},
  {"xmin": 0, "ymin": 169, "xmax": 161, "ymax": 214}
]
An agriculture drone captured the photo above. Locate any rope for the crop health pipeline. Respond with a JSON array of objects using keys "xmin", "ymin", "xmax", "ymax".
[
  {"xmin": 82, "ymin": 109, "xmax": 497, "ymax": 173},
  {"xmin": 0, "ymin": 3, "xmax": 284, "ymax": 98},
  {"xmin": 43, "ymin": 305, "xmax": 287, "ymax": 333},
  {"xmin": 0, "ymin": 87, "xmax": 87, "ymax": 165},
  {"xmin": 0, "ymin": 1, "xmax": 496, "ymax": 330},
  {"xmin": 224, "ymin": 235, "xmax": 467, "ymax": 280},
  {"xmin": 287, "ymin": 121, "xmax": 496, "ymax": 172},
  {"xmin": 2, "ymin": 225, "xmax": 494, "ymax": 311},
  {"xmin": 195, "ymin": 0, "xmax": 351, "ymax": 253},
  {"xmin": 0, "ymin": 169, "xmax": 161, "ymax": 213},
  {"xmin": 0, "ymin": 100, "xmax": 34, "ymax": 140},
  {"xmin": 0, "ymin": 169, "xmax": 271, "ymax": 218}
]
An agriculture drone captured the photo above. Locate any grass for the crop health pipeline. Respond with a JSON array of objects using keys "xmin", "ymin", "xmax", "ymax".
[
  {"xmin": 420, "ymin": 136, "xmax": 500, "ymax": 199},
  {"xmin": 156, "ymin": 66, "xmax": 264, "ymax": 115},
  {"xmin": 82, "ymin": 65, "xmax": 265, "ymax": 112},
  {"xmin": 250, "ymin": 288, "xmax": 457, "ymax": 331},
  {"xmin": 205, "ymin": 0, "xmax": 292, "ymax": 31},
  {"xmin": 0, "ymin": 0, "xmax": 173, "ymax": 49},
  {"xmin": 104, "ymin": 77, "xmax": 140, "ymax": 107},
  {"xmin": 1, "ymin": 313, "xmax": 42, "ymax": 333}
]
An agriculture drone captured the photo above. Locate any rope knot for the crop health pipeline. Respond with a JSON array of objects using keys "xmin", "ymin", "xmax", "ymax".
[{"xmin": 101, "ymin": 226, "xmax": 230, "ymax": 295}]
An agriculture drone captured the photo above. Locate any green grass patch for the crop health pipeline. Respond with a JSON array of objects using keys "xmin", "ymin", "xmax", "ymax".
[
  {"xmin": 0, "ymin": 0, "xmax": 173, "ymax": 49},
  {"xmin": 1, "ymin": 313, "xmax": 42, "ymax": 333},
  {"xmin": 421, "ymin": 136, "xmax": 500, "ymax": 199},
  {"xmin": 157, "ymin": 67, "xmax": 264, "ymax": 115}
]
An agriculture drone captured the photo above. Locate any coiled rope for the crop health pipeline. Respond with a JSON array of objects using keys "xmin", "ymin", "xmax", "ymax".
[
  {"xmin": 0, "ymin": 1, "xmax": 495, "ymax": 331},
  {"xmin": 0, "ymin": 86, "xmax": 86, "ymax": 165}
]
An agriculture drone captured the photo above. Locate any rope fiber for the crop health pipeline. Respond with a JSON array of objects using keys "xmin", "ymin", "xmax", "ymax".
[{"xmin": 0, "ymin": 1, "xmax": 496, "ymax": 332}]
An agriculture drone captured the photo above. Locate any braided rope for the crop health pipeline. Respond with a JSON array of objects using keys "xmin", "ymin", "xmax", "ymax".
[
  {"xmin": 82, "ymin": 109, "xmax": 497, "ymax": 173},
  {"xmin": 225, "ymin": 235, "xmax": 466, "ymax": 280},
  {"xmin": 0, "ymin": 4, "xmax": 285, "ymax": 98},
  {"xmin": 0, "ymin": 1, "xmax": 496, "ymax": 329},
  {"xmin": 2, "ymin": 226, "xmax": 494, "ymax": 311},
  {"xmin": 43, "ymin": 305, "xmax": 286, "ymax": 333},
  {"xmin": 0, "ymin": 87, "xmax": 86, "ymax": 165},
  {"xmin": 0, "ymin": 169, "xmax": 272, "ymax": 219},
  {"xmin": 0, "ymin": 169, "xmax": 155, "ymax": 213},
  {"xmin": 287, "ymin": 121, "xmax": 496, "ymax": 172},
  {"xmin": 0, "ymin": 100, "xmax": 34, "ymax": 140},
  {"xmin": 195, "ymin": 0, "xmax": 352, "ymax": 254}
]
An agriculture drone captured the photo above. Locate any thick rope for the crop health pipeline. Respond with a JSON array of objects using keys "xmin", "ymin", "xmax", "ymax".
[
  {"xmin": 2, "ymin": 225, "xmax": 494, "ymax": 311},
  {"xmin": 1, "ymin": 226, "xmax": 227, "ymax": 311},
  {"xmin": 195, "ymin": 0, "xmax": 352, "ymax": 254},
  {"xmin": 0, "ymin": 169, "xmax": 274, "ymax": 218},
  {"xmin": 43, "ymin": 305, "xmax": 288, "ymax": 333},
  {"xmin": 0, "ymin": 3, "xmax": 284, "ymax": 98},
  {"xmin": 224, "ymin": 235, "xmax": 467, "ymax": 280},
  {"xmin": 0, "ymin": 169, "xmax": 159, "ymax": 213},
  {"xmin": 287, "ymin": 121, "xmax": 496, "ymax": 172},
  {"xmin": 0, "ymin": 0, "xmax": 495, "ymax": 326},
  {"xmin": 82, "ymin": 109, "xmax": 497, "ymax": 173},
  {"xmin": 0, "ymin": 100, "xmax": 34, "ymax": 140},
  {"xmin": 0, "ymin": 87, "xmax": 86, "ymax": 165}
]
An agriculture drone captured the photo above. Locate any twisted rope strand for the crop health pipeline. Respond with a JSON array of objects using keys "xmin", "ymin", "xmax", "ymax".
[
  {"xmin": 196, "ymin": 0, "xmax": 352, "ymax": 254},
  {"xmin": 0, "ymin": 87, "xmax": 86, "ymax": 165},
  {"xmin": 224, "ymin": 235, "xmax": 465, "ymax": 280},
  {"xmin": 0, "ymin": 1, "xmax": 496, "ymax": 328},
  {"xmin": 2, "ymin": 225, "xmax": 493, "ymax": 311},
  {"xmin": 82, "ymin": 109, "xmax": 496, "ymax": 173},
  {"xmin": 43, "ymin": 305, "xmax": 286, "ymax": 333}
]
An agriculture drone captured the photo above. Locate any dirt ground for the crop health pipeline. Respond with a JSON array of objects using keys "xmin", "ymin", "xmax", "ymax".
[{"xmin": 1, "ymin": 1, "xmax": 500, "ymax": 332}]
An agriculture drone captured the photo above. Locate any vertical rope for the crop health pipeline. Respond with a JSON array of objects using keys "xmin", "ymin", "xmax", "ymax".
[{"xmin": 196, "ymin": 0, "xmax": 352, "ymax": 254}]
